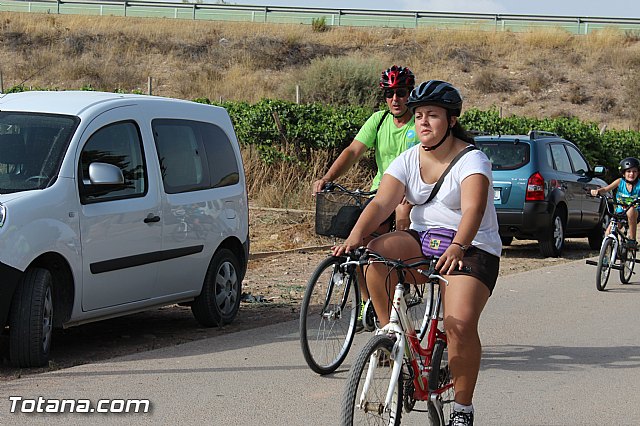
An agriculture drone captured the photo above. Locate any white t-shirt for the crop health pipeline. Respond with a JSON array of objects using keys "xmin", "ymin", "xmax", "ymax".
[{"xmin": 385, "ymin": 145, "xmax": 502, "ymax": 257}]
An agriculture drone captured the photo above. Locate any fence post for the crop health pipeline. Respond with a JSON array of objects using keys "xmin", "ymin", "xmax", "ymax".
[
  {"xmin": 295, "ymin": 85, "xmax": 300, "ymax": 104},
  {"xmin": 123, "ymin": 1, "xmax": 127, "ymax": 17},
  {"xmin": 264, "ymin": 7, "xmax": 268, "ymax": 23},
  {"xmin": 193, "ymin": 4, "xmax": 196, "ymax": 20},
  {"xmin": 0, "ymin": 71, "xmax": 3, "ymax": 94},
  {"xmin": 148, "ymin": 76, "xmax": 152, "ymax": 96},
  {"xmin": 57, "ymin": 0, "xmax": 60, "ymax": 14}
]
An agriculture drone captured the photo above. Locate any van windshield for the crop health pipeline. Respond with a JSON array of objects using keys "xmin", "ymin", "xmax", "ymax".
[
  {"xmin": 475, "ymin": 140, "xmax": 530, "ymax": 170},
  {"xmin": 0, "ymin": 112, "xmax": 78, "ymax": 193}
]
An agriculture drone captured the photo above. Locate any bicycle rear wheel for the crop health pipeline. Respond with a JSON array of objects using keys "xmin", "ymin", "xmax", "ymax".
[
  {"xmin": 596, "ymin": 237, "xmax": 615, "ymax": 291},
  {"xmin": 300, "ymin": 256, "xmax": 359, "ymax": 375},
  {"xmin": 341, "ymin": 335, "xmax": 402, "ymax": 426},
  {"xmin": 620, "ymin": 247, "xmax": 636, "ymax": 284},
  {"xmin": 427, "ymin": 339, "xmax": 454, "ymax": 426}
]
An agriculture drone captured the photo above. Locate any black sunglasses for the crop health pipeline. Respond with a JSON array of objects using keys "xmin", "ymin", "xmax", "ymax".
[{"xmin": 384, "ymin": 88, "xmax": 409, "ymax": 99}]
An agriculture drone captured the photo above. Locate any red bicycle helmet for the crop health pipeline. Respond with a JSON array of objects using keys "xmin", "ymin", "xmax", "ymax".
[{"xmin": 379, "ymin": 65, "xmax": 415, "ymax": 89}]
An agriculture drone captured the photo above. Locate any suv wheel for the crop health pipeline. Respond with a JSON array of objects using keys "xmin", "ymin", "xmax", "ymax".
[
  {"xmin": 588, "ymin": 210, "xmax": 610, "ymax": 250},
  {"xmin": 538, "ymin": 211, "xmax": 565, "ymax": 257}
]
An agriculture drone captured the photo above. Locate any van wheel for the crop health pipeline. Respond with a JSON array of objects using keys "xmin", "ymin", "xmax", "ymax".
[
  {"xmin": 9, "ymin": 268, "xmax": 54, "ymax": 368},
  {"xmin": 538, "ymin": 211, "xmax": 565, "ymax": 257},
  {"xmin": 192, "ymin": 249, "xmax": 241, "ymax": 327}
]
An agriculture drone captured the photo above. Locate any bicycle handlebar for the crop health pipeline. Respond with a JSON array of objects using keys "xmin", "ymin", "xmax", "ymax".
[
  {"xmin": 321, "ymin": 181, "xmax": 377, "ymax": 197},
  {"xmin": 340, "ymin": 248, "xmax": 445, "ymax": 281},
  {"xmin": 594, "ymin": 194, "xmax": 640, "ymax": 216}
]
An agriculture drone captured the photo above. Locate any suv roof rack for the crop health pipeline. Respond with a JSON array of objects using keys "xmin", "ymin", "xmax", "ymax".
[{"xmin": 528, "ymin": 130, "xmax": 558, "ymax": 139}]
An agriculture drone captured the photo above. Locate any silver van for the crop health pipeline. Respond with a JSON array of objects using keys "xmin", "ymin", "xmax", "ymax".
[{"xmin": 0, "ymin": 91, "xmax": 249, "ymax": 367}]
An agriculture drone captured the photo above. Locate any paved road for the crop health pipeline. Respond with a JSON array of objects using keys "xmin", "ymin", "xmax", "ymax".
[{"xmin": 2, "ymin": 257, "xmax": 640, "ymax": 425}]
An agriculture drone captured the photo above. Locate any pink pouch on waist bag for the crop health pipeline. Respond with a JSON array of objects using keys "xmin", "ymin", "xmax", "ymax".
[{"xmin": 419, "ymin": 227, "xmax": 457, "ymax": 257}]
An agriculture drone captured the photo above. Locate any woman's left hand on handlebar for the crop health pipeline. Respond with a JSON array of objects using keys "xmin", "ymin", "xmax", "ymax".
[{"xmin": 436, "ymin": 244, "xmax": 465, "ymax": 275}]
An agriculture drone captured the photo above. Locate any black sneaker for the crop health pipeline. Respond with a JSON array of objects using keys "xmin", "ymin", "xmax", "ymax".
[{"xmin": 449, "ymin": 410, "xmax": 474, "ymax": 426}]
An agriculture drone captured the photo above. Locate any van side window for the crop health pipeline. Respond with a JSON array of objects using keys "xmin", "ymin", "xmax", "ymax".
[
  {"xmin": 152, "ymin": 119, "xmax": 239, "ymax": 193},
  {"xmin": 79, "ymin": 121, "xmax": 147, "ymax": 203},
  {"xmin": 199, "ymin": 122, "xmax": 240, "ymax": 188}
]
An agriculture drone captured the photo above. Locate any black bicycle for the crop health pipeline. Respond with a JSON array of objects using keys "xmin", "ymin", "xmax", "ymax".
[
  {"xmin": 299, "ymin": 183, "xmax": 431, "ymax": 375},
  {"xmin": 586, "ymin": 195, "xmax": 640, "ymax": 291}
]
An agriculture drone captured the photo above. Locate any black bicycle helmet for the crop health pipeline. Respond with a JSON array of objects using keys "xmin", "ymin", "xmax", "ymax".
[
  {"xmin": 619, "ymin": 157, "xmax": 640, "ymax": 173},
  {"xmin": 406, "ymin": 80, "xmax": 463, "ymax": 117},
  {"xmin": 379, "ymin": 65, "xmax": 415, "ymax": 89}
]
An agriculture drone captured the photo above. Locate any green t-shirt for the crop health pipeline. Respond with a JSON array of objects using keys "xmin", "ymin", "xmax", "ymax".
[{"xmin": 355, "ymin": 110, "xmax": 418, "ymax": 190}]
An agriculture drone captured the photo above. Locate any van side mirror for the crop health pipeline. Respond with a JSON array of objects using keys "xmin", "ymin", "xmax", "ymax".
[{"xmin": 88, "ymin": 162, "xmax": 124, "ymax": 185}]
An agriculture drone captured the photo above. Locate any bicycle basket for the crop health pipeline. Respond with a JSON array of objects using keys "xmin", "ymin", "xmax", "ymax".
[{"xmin": 315, "ymin": 191, "xmax": 368, "ymax": 238}]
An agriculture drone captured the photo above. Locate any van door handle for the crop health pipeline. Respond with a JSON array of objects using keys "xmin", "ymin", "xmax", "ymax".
[{"xmin": 144, "ymin": 214, "xmax": 161, "ymax": 223}]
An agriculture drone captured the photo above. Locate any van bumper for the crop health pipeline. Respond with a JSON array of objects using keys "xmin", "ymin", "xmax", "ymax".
[
  {"xmin": 496, "ymin": 201, "xmax": 554, "ymax": 238},
  {"xmin": 0, "ymin": 263, "xmax": 23, "ymax": 330}
]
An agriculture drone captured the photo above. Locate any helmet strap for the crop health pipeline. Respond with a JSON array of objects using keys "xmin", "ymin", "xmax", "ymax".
[{"xmin": 422, "ymin": 125, "xmax": 451, "ymax": 152}]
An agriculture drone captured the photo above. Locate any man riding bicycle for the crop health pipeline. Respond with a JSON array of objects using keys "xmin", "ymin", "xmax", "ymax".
[
  {"xmin": 591, "ymin": 157, "xmax": 640, "ymax": 248},
  {"xmin": 312, "ymin": 65, "xmax": 418, "ymax": 330}
]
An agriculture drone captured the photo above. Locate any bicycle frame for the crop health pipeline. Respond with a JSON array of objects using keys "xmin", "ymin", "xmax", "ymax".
[{"xmin": 358, "ymin": 270, "xmax": 452, "ymax": 418}]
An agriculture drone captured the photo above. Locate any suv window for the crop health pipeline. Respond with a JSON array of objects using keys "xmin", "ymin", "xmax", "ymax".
[
  {"xmin": 548, "ymin": 144, "xmax": 572, "ymax": 173},
  {"xmin": 475, "ymin": 141, "xmax": 530, "ymax": 170},
  {"xmin": 79, "ymin": 121, "xmax": 147, "ymax": 203},
  {"xmin": 565, "ymin": 144, "xmax": 589, "ymax": 175},
  {"xmin": 153, "ymin": 119, "xmax": 239, "ymax": 194}
]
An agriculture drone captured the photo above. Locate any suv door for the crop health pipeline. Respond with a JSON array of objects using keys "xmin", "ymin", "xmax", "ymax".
[
  {"xmin": 77, "ymin": 111, "xmax": 161, "ymax": 311},
  {"xmin": 565, "ymin": 144, "xmax": 602, "ymax": 229},
  {"xmin": 547, "ymin": 143, "xmax": 582, "ymax": 230}
]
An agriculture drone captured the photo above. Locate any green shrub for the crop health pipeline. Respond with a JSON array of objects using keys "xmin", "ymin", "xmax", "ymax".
[
  {"xmin": 311, "ymin": 16, "xmax": 329, "ymax": 33},
  {"xmin": 292, "ymin": 56, "xmax": 384, "ymax": 107}
]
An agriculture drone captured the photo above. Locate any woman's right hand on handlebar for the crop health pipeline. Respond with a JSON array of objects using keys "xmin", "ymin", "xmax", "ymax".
[{"xmin": 332, "ymin": 233, "xmax": 364, "ymax": 257}]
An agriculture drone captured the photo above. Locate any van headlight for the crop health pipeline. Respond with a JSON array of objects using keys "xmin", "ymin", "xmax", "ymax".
[{"xmin": 0, "ymin": 203, "xmax": 5, "ymax": 227}]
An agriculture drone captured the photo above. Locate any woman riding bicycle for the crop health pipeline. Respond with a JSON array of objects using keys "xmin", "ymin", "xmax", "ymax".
[
  {"xmin": 333, "ymin": 80, "xmax": 501, "ymax": 426},
  {"xmin": 591, "ymin": 157, "xmax": 640, "ymax": 248}
]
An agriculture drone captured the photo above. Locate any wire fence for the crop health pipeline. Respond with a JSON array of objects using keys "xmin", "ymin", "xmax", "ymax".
[{"xmin": 2, "ymin": 0, "xmax": 640, "ymax": 34}]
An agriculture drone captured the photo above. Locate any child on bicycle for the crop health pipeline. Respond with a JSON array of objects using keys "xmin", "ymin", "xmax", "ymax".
[
  {"xmin": 333, "ymin": 80, "xmax": 501, "ymax": 426},
  {"xmin": 590, "ymin": 157, "xmax": 640, "ymax": 248}
]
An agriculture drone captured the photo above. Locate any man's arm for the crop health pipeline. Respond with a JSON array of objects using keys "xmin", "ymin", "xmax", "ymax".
[{"xmin": 312, "ymin": 140, "xmax": 368, "ymax": 194}]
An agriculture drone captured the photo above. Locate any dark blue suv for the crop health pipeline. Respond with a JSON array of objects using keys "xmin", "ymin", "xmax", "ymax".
[{"xmin": 475, "ymin": 131, "xmax": 608, "ymax": 257}]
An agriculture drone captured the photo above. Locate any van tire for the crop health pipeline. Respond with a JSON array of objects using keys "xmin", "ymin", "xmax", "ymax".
[
  {"xmin": 192, "ymin": 249, "xmax": 241, "ymax": 327},
  {"xmin": 9, "ymin": 268, "xmax": 54, "ymax": 368}
]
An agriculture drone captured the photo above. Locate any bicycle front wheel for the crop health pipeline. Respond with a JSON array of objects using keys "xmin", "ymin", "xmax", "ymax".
[
  {"xmin": 427, "ymin": 339, "xmax": 454, "ymax": 426},
  {"xmin": 596, "ymin": 237, "xmax": 615, "ymax": 291},
  {"xmin": 406, "ymin": 281, "xmax": 436, "ymax": 342},
  {"xmin": 620, "ymin": 247, "xmax": 636, "ymax": 284},
  {"xmin": 299, "ymin": 256, "xmax": 359, "ymax": 375},
  {"xmin": 341, "ymin": 335, "xmax": 402, "ymax": 426}
]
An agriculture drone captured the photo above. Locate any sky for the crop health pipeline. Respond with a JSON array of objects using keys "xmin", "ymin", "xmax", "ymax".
[{"xmin": 222, "ymin": 0, "xmax": 640, "ymax": 19}]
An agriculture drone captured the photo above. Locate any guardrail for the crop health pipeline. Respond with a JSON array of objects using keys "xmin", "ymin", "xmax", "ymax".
[{"xmin": 2, "ymin": 0, "xmax": 640, "ymax": 34}]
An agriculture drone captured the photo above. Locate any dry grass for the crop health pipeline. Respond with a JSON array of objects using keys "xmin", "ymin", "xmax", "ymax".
[{"xmin": 0, "ymin": 11, "xmax": 639, "ymax": 126}]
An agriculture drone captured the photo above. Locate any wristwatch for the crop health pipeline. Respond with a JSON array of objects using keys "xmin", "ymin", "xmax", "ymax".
[{"xmin": 451, "ymin": 241, "xmax": 470, "ymax": 252}]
